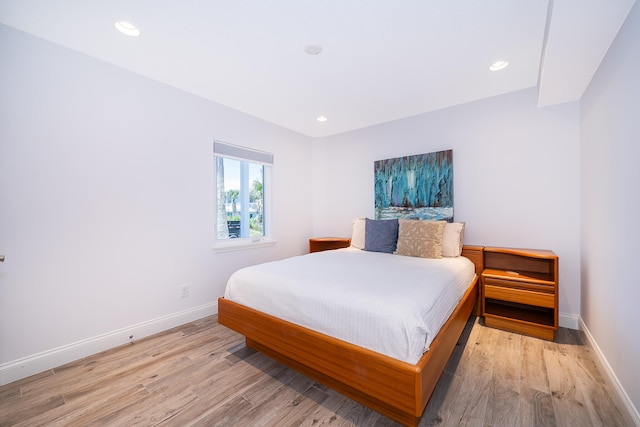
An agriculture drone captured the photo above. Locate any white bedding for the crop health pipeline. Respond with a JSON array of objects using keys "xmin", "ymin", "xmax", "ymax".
[{"xmin": 224, "ymin": 247, "xmax": 476, "ymax": 364}]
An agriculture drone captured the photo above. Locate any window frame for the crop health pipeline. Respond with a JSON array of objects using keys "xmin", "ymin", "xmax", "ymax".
[{"xmin": 213, "ymin": 141, "xmax": 275, "ymax": 252}]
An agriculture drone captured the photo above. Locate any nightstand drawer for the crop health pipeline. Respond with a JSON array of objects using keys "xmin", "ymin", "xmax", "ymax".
[
  {"xmin": 482, "ymin": 275, "xmax": 555, "ymax": 292},
  {"xmin": 484, "ymin": 284, "xmax": 555, "ymax": 308}
]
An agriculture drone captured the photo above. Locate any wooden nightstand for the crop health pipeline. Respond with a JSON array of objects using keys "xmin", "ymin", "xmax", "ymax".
[
  {"xmin": 481, "ymin": 247, "xmax": 558, "ymax": 340},
  {"xmin": 309, "ymin": 237, "xmax": 351, "ymax": 253}
]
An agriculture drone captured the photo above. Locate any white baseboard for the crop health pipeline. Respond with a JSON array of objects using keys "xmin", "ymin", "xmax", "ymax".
[
  {"xmin": 559, "ymin": 312, "xmax": 580, "ymax": 330},
  {"xmin": 579, "ymin": 317, "xmax": 640, "ymax": 427},
  {"xmin": 5, "ymin": 306, "xmax": 637, "ymax": 427},
  {"xmin": 0, "ymin": 302, "xmax": 218, "ymax": 386}
]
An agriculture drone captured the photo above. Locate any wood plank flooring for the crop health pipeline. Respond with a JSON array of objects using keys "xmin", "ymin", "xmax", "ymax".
[{"xmin": 0, "ymin": 315, "xmax": 631, "ymax": 426}]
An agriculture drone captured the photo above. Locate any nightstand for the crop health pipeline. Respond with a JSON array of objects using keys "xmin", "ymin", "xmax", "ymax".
[
  {"xmin": 481, "ymin": 247, "xmax": 558, "ymax": 340},
  {"xmin": 309, "ymin": 237, "xmax": 351, "ymax": 253}
]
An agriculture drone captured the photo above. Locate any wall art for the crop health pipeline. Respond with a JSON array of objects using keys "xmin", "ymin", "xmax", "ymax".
[{"xmin": 374, "ymin": 149, "xmax": 453, "ymax": 221}]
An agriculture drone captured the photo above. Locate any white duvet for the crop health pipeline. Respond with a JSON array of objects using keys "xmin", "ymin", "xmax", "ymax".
[{"xmin": 224, "ymin": 247, "xmax": 475, "ymax": 364}]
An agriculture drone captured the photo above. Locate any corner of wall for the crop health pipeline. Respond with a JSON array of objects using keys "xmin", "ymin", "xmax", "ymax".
[{"xmin": 579, "ymin": 317, "xmax": 640, "ymax": 426}]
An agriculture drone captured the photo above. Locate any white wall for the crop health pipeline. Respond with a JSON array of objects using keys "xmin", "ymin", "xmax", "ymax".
[
  {"xmin": 4, "ymin": 13, "xmax": 636, "ymax": 421},
  {"xmin": 581, "ymin": 1, "xmax": 640, "ymax": 420},
  {"xmin": 0, "ymin": 24, "xmax": 313, "ymax": 383},
  {"xmin": 313, "ymin": 88, "xmax": 581, "ymax": 325}
]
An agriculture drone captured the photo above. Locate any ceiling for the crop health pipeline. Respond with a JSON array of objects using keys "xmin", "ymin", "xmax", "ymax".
[{"xmin": 0, "ymin": 0, "xmax": 635, "ymax": 137}]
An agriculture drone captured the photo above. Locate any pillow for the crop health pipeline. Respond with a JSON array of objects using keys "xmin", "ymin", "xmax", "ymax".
[
  {"xmin": 363, "ymin": 218, "xmax": 399, "ymax": 253},
  {"xmin": 442, "ymin": 222, "xmax": 465, "ymax": 257},
  {"xmin": 350, "ymin": 217, "xmax": 366, "ymax": 249},
  {"xmin": 394, "ymin": 219, "xmax": 446, "ymax": 258}
]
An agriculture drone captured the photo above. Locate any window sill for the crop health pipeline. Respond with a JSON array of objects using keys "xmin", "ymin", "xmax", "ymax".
[{"xmin": 212, "ymin": 238, "xmax": 276, "ymax": 253}]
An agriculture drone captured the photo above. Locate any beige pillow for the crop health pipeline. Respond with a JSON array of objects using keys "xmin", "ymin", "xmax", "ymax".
[
  {"xmin": 394, "ymin": 219, "xmax": 446, "ymax": 258},
  {"xmin": 442, "ymin": 222, "xmax": 465, "ymax": 257}
]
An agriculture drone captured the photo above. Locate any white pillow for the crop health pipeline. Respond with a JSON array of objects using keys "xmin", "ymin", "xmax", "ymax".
[
  {"xmin": 350, "ymin": 217, "xmax": 366, "ymax": 249},
  {"xmin": 442, "ymin": 222, "xmax": 465, "ymax": 257}
]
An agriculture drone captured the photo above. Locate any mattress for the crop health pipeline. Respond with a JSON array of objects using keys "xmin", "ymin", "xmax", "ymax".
[{"xmin": 224, "ymin": 247, "xmax": 476, "ymax": 364}]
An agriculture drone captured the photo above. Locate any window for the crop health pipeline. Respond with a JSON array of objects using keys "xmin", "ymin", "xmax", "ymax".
[{"xmin": 214, "ymin": 141, "xmax": 273, "ymax": 249}]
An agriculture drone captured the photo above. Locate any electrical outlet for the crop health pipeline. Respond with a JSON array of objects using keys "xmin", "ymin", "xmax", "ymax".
[{"xmin": 181, "ymin": 285, "xmax": 189, "ymax": 298}]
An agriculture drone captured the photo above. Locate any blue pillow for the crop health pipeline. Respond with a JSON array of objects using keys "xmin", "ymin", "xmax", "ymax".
[{"xmin": 364, "ymin": 218, "xmax": 399, "ymax": 253}]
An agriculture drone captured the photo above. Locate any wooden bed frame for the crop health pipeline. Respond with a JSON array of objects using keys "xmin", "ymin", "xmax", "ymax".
[{"xmin": 217, "ymin": 245, "xmax": 484, "ymax": 427}]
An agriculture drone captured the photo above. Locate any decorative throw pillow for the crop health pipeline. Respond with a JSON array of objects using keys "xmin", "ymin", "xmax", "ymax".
[
  {"xmin": 442, "ymin": 222, "xmax": 465, "ymax": 257},
  {"xmin": 350, "ymin": 217, "xmax": 366, "ymax": 249},
  {"xmin": 363, "ymin": 218, "xmax": 399, "ymax": 253},
  {"xmin": 395, "ymin": 219, "xmax": 446, "ymax": 258}
]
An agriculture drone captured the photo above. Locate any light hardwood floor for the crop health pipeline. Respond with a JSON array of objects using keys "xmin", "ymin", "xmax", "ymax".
[{"xmin": 0, "ymin": 315, "xmax": 631, "ymax": 426}]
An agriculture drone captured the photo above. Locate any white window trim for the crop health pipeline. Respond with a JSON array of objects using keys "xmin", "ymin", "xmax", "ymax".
[
  {"xmin": 213, "ymin": 141, "xmax": 274, "ymax": 251},
  {"xmin": 212, "ymin": 238, "xmax": 277, "ymax": 253}
]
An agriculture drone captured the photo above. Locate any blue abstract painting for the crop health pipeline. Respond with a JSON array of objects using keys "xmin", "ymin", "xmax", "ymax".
[{"xmin": 374, "ymin": 150, "xmax": 453, "ymax": 221}]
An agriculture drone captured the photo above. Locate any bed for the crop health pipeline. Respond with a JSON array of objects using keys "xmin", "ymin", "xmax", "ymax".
[{"xmin": 218, "ymin": 226, "xmax": 484, "ymax": 426}]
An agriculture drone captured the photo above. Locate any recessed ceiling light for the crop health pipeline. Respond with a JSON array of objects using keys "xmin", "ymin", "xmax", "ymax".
[
  {"xmin": 316, "ymin": 116, "xmax": 328, "ymax": 122},
  {"xmin": 305, "ymin": 44, "xmax": 323, "ymax": 55},
  {"xmin": 489, "ymin": 60, "xmax": 509, "ymax": 71},
  {"xmin": 115, "ymin": 21, "xmax": 140, "ymax": 37}
]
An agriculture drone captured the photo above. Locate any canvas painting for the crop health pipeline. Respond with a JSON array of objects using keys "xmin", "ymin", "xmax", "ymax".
[{"xmin": 374, "ymin": 149, "xmax": 453, "ymax": 221}]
